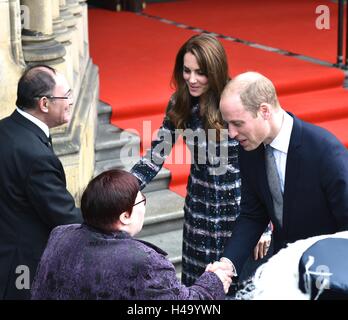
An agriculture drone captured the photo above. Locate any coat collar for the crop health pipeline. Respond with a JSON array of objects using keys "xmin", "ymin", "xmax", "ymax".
[
  {"xmin": 16, "ymin": 107, "xmax": 50, "ymax": 138},
  {"xmin": 282, "ymin": 113, "xmax": 302, "ymax": 234},
  {"xmin": 11, "ymin": 110, "xmax": 50, "ymax": 146},
  {"xmin": 82, "ymin": 223, "xmax": 168, "ymax": 256}
]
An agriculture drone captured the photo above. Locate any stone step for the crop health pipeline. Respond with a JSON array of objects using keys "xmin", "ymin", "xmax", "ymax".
[
  {"xmin": 138, "ymin": 189, "xmax": 184, "ymax": 237},
  {"xmin": 96, "ymin": 123, "xmax": 121, "ymax": 136},
  {"xmin": 138, "ymin": 228, "xmax": 183, "ymax": 275},
  {"xmin": 97, "ymin": 100, "xmax": 113, "ymax": 125},
  {"xmin": 95, "ymin": 129, "xmax": 140, "ymax": 162},
  {"xmin": 94, "ymin": 158, "xmax": 171, "ymax": 192},
  {"xmin": 142, "ymin": 167, "xmax": 171, "ymax": 193},
  {"xmin": 94, "ymin": 156, "xmax": 139, "ymax": 176}
]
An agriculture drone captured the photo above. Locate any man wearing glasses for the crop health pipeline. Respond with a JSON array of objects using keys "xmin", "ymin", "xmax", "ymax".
[{"xmin": 0, "ymin": 65, "xmax": 82, "ymax": 299}]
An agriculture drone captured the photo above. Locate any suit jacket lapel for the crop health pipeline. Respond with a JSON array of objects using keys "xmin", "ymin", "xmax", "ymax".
[
  {"xmin": 259, "ymin": 145, "xmax": 273, "ymax": 206},
  {"xmin": 283, "ymin": 115, "xmax": 302, "ymax": 236}
]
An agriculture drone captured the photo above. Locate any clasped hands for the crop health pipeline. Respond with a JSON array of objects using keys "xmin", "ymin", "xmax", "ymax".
[{"xmin": 205, "ymin": 257, "xmax": 236, "ymax": 294}]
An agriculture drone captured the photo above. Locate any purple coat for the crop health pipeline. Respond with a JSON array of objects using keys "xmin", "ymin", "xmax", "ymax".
[{"xmin": 31, "ymin": 224, "xmax": 225, "ymax": 300}]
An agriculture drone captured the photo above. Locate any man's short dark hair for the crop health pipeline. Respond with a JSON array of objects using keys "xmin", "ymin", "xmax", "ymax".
[
  {"xmin": 16, "ymin": 64, "xmax": 57, "ymax": 110},
  {"xmin": 81, "ymin": 169, "xmax": 140, "ymax": 232}
]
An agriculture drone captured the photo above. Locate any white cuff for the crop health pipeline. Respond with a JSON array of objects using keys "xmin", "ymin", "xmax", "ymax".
[{"xmin": 220, "ymin": 257, "xmax": 238, "ymax": 277}]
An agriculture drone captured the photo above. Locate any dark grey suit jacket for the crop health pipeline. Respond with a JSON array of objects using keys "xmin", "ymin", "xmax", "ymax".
[
  {"xmin": 223, "ymin": 114, "xmax": 348, "ymax": 274},
  {"xmin": 0, "ymin": 110, "xmax": 82, "ymax": 299}
]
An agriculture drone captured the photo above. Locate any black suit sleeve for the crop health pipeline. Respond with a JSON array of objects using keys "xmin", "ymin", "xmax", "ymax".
[
  {"xmin": 321, "ymin": 141, "xmax": 348, "ymax": 230},
  {"xmin": 25, "ymin": 154, "xmax": 82, "ymax": 228},
  {"xmin": 223, "ymin": 153, "xmax": 269, "ymax": 274}
]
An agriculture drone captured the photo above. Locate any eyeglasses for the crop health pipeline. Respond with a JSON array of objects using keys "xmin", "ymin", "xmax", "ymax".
[
  {"xmin": 133, "ymin": 195, "xmax": 146, "ymax": 207},
  {"xmin": 34, "ymin": 95, "xmax": 72, "ymax": 100},
  {"xmin": 34, "ymin": 90, "xmax": 73, "ymax": 101}
]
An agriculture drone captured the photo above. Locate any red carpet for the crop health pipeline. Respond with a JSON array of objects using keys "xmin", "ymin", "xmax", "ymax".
[
  {"xmin": 88, "ymin": 5, "xmax": 348, "ymax": 197},
  {"xmin": 145, "ymin": 0, "xmax": 345, "ymax": 64},
  {"xmin": 89, "ymin": 9, "xmax": 345, "ymax": 121},
  {"xmin": 279, "ymin": 87, "xmax": 348, "ymax": 123}
]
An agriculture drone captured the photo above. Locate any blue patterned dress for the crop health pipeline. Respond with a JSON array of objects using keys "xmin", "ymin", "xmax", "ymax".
[{"xmin": 131, "ymin": 97, "xmax": 241, "ymax": 286}]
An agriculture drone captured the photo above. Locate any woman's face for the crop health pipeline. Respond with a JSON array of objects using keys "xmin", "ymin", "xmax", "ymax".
[
  {"xmin": 183, "ymin": 52, "xmax": 209, "ymax": 97},
  {"xmin": 128, "ymin": 191, "xmax": 146, "ymax": 236}
]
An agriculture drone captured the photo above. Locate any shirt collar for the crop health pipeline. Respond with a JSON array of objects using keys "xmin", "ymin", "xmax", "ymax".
[
  {"xmin": 16, "ymin": 107, "xmax": 50, "ymax": 138},
  {"xmin": 269, "ymin": 111, "xmax": 293, "ymax": 154}
]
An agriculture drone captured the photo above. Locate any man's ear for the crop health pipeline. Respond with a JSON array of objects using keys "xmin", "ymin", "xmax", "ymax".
[
  {"xmin": 259, "ymin": 103, "xmax": 271, "ymax": 120},
  {"xmin": 38, "ymin": 97, "xmax": 49, "ymax": 113},
  {"xmin": 119, "ymin": 211, "xmax": 132, "ymax": 225}
]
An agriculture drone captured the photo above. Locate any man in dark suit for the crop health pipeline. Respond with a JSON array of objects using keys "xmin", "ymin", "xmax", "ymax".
[
  {"xmin": 0, "ymin": 65, "xmax": 82, "ymax": 299},
  {"xmin": 217, "ymin": 71, "xmax": 348, "ymax": 278}
]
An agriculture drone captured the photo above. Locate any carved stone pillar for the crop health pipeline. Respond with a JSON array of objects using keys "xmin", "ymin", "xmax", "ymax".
[
  {"xmin": 22, "ymin": 0, "xmax": 52, "ymax": 34},
  {"xmin": 60, "ymin": 0, "xmax": 80, "ymax": 92},
  {"xmin": 67, "ymin": 0, "xmax": 84, "ymax": 88},
  {"xmin": 20, "ymin": 0, "xmax": 66, "ymax": 66},
  {"xmin": 51, "ymin": 0, "xmax": 74, "ymax": 87},
  {"xmin": 79, "ymin": 0, "xmax": 89, "ymax": 61},
  {"xmin": 10, "ymin": 0, "xmax": 25, "ymax": 65},
  {"xmin": 0, "ymin": 0, "xmax": 24, "ymax": 119},
  {"xmin": 67, "ymin": 0, "xmax": 86, "ymax": 77}
]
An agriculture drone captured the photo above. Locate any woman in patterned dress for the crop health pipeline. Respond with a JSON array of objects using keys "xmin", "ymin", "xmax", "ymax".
[{"xmin": 131, "ymin": 33, "xmax": 270, "ymax": 286}]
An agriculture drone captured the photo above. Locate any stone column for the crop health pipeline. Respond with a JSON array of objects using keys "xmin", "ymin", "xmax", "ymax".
[
  {"xmin": 60, "ymin": 0, "xmax": 80, "ymax": 92},
  {"xmin": 66, "ymin": 0, "xmax": 84, "ymax": 88},
  {"xmin": 51, "ymin": 0, "xmax": 74, "ymax": 87},
  {"xmin": 79, "ymin": 0, "xmax": 89, "ymax": 63},
  {"xmin": 0, "ymin": 0, "xmax": 24, "ymax": 119},
  {"xmin": 10, "ymin": 0, "xmax": 25, "ymax": 66},
  {"xmin": 22, "ymin": 0, "xmax": 52, "ymax": 34},
  {"xmin": 20, "ymin": 0, "xmax": 66, "ymax": 66},
  {"xmin": 68, "ymin": 0, "xmax": 86, "ymax": 76}
]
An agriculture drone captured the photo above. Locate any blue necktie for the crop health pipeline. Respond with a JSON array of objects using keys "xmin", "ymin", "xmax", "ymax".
[{"xmin": 265, "ymin": 144, "xmax": 283, "ymax": 228}]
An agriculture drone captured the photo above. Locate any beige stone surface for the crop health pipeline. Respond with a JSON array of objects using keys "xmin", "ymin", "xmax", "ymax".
[
  {"xmin": 21, "ymin": 0, "xmax": 53, "ymax": 35},
  {"xmin": 0, "ymin": 0, "xmax": 24, "ymax": 119}
]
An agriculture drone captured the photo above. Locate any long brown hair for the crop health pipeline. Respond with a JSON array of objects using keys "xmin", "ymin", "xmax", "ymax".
[{"xmin": 168, "ymin": 33, "xmax": 230, "ymax": 138}]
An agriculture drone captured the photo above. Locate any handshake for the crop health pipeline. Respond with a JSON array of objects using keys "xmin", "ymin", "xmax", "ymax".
[{"xmin": 205, "ymin": 257, "xmax": 237, "ymax": 294}]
